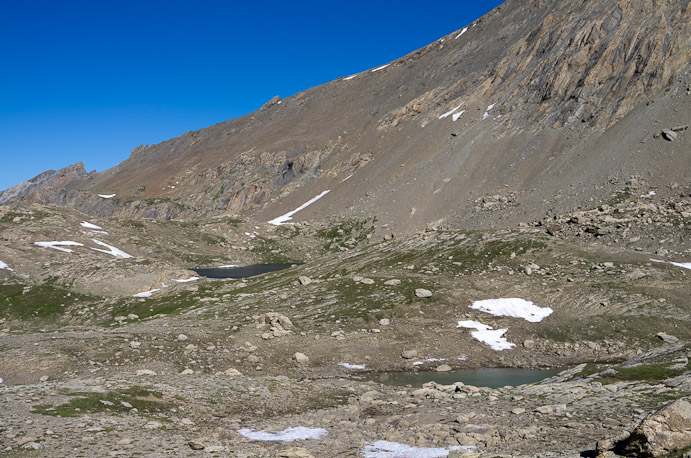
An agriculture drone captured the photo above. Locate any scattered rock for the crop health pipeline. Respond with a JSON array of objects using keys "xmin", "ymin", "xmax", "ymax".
[
  {"xmin": 436, "ymin": 364, "xmax": 452, "ymax": 372},
  {"xmin": 384, "ymin": 279, "xmax": 401, "ymax": 286},
  {"xmin": 258, "ymin": 312, "xmax": 294, "ymax": 329},
  {"xmin": 360, "ymin": 278, "xmax": 375, "ymax": 285},
  {"xmin": 298, "ymin": 276, "xmax": 312, "ymax": 286},
  {"xmin": 415, "ymin": 288, "xmax": 432, "ymax": 298},
  {"xmin": 401, "ymin": 349, "xmax": 418, "ymax": 359},
  {"xmin": 615, "ymin": 398, "xmax": 691, "ymax": 457},
  {"xmin": 661, "ymin": 129, "xmax": 678, "ymax": 141},
  {"xmin": 223, "ymin": 368, "xmax": 244, "ymax": 377},
  {"xmin": 293, "ymin": 352, "xmax": 310, "ymax": 364},
  {"xmin": 176, "ymin": 334, "xmax": 189, "ymax": 342},
  {"xmin": 656, "ymin": 332, "xmax": 679, "ymax": 344},
  {"xmin": 188, "ymin": 441, "xmax": 205, "ymax": 450},
  {"xmin": 379, "ymin": 318, "xmax": 390, "ymax": 326}
]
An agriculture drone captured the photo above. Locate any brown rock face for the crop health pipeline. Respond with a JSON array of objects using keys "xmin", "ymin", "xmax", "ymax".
[
  {"xmin": 616, "ymin": 398, "xmax": 691, "ymax": 457},
  {"xmin": 0, "ymin": 162, "xmax": 90, "ymax": 205}
]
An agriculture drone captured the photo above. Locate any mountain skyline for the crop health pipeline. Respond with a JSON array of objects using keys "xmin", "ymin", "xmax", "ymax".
[{"xmin": 0, "ymin": 0, "xmax": 504, "ymax": 191}]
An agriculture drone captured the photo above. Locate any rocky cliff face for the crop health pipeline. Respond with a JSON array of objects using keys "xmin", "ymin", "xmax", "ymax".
[
  {"xmin": 8, "ymin": 0, "xmax": 691, "ymax": 232},
  {"xmin": 0, "ymin": 162, "xmax": 91, "ymax": 205}
]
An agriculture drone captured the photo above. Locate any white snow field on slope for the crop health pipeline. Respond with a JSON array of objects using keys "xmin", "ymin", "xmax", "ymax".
[
  {"xmin": 34, "ymin": 241, "xmax": 84, "ymax": 253},
  {"xmin": 452, "ymin": 110, "xmax": 466, "ymax": 121},
  {"xmin": 371, "ymin": 64, "xmax": 389, "ymax": 72},
  {"xmin": 174, "ymin": 277, "xmax": 199, "ymax": 283},
  {"xmin": 0, "ymin": 261, "xmax": 13, "ymax": 271},
  {"xmin": 670, "ymin": 262, "xmax": 691, "ymax": 270},
  {"xmin": 133, "ymin": 289, "xmax": 160, "ymax": 298},
  {"xmin": 80, "ymin": 221, "xmax": 102, "ymax": 230},
  {"xmin": 470, "ymin": 298, "xmax": 553, "ymax": 322},
  {"xmin": 90, "ymin": 240, "xmax": 132, "ymax": 258},
  {"xmin": 362, "ymin": 440, "xmax": 473, "ymax": 458},
  {"xmin": 237, "ymin": 427, "xmax": 328, "ymax": 442},
  {"xmin": 338, "ymin": 362, "xmax": 366, "ymax": 370},
  {"xmin": 439, "ymin": 103, "xmax": 464, "ymax": 119},
  {"xmin": 457, "ymin": 321, "xmax": 515, "ymax": 351},
  {"xmin": 268, "ymin": 190, "xmax": 330, "ymax": 225},
  {"xmin": 98, "ymin": 194, "xmax": 116, "ymax": 198}
]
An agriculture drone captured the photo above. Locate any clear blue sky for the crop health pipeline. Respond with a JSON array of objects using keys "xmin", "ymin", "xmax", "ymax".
[{"xmin": 0, "ymin": 0, "xmax": 504, "ymax": 191}]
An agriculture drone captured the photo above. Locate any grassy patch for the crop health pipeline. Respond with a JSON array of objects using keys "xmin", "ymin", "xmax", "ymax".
[
  {"xmin": 250, "ymin": 235, "xmax": 297, "ymax": 263},
  {"xmin": 105, "ymin": 285, "xmax": 220, "ymax": 324},
  {"xmin": 316, "ymin": 218, "xmax": 376, "ymax": 253},
  {"xmin": 32, "ymin": 386, "xmax": 168, "ymax": 418},
  {"xmin": 595, "ymin": 363, "xmax": 687, "ymax": 384},
  {"xmin": 0, "ymin": 279, "xmax": 97, "ymax": 321}
]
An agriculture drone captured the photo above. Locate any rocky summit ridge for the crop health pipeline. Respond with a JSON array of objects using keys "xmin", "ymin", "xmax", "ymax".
[{"xmin": 5, "ymin": 0, "xmax": 690, "ymax": 234}]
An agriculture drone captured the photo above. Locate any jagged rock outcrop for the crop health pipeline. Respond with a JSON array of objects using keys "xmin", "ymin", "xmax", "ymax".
[
  {"xmin": 0, "ymin": 162, "xmax": 91, "ymax": 205},
  {"xmin": 615, "ymin": 398, "xmax": 691, "ymax": 457}
]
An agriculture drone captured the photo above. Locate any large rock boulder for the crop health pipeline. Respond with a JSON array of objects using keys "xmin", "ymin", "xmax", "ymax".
[{"xmin": 615, "ymin": 398, "xmax": 691, "ymax": 457}]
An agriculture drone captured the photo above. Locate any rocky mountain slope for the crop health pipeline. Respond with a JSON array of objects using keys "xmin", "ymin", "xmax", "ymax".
[
  {"xmin": 6, "ymin": 0, "xmax": 690, "ymax": 235},
  {"xmin": 0, "ymin": 162, "xmax": 91, "ymax": 205}
]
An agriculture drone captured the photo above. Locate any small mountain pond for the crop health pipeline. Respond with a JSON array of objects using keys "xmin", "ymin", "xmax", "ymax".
[
  {"xmin": 193, "ymin": 263, "xmax": 297, "ymax": 279},
  {"xmin": 355, "ymin": 367, "xmax": 565, "ymax": 388}
]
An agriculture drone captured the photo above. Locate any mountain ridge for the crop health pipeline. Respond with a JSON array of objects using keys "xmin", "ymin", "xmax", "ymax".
[{"xmin": 5, "ymin": 0, "xmax": 690, "ymax": 234}]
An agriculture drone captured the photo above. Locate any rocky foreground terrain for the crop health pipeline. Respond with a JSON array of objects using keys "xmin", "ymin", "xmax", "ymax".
[
  {"xmin": 2, "ymin": 0, "xmax": 690, "ymax": 455},
  {"xmin": 1, "ymin": 178, "xmax": 690, "ymax": 457}
]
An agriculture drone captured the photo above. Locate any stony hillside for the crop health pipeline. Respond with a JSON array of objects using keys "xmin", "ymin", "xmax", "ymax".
[{"xmin": 7, "ymin": 0, "xmax": 690, "ymax": 235}]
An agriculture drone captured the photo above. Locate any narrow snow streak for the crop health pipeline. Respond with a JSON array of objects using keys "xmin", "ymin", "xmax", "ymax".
[
  {"xmin": 133, "ymin": 289, "xmax": 160, "ymax": 298},
  {"xmin": 91, "ymin": 240, "xmax": 132, "ymax": 258},
  {"xmin": 439, "ymin": 103, "xmax": 464, "ymax": 119},
  {"xmin": 237, "ymin": 427, "xmax": 327, "ymax": 442},
  {"xmin": 0, "ymin": 261, "xmax": 13, "ymax": 271},
  {"xmin": 175, "ymin": 277, "xmax": 199, "ymax": 283},
  {"xmin": 452, "ymin": 110, "xmax": 466, "ymax": 121},
  {"xmin": 670, "ymin": 262, "xmax": 691, "ymax": 270},
  {"xmin": 34, "ymin": 241, "xmax": 84, "ymax": 253},
  {"xmin": 362, "ymin": 440, "xmax": 471, "ymax": 458},
  {"xmin": 343, "ymin": 75, "xmax": 357, "ymax": 81},
  {"xmin": 372, "ymin": 64, "xmax": 389, "ymax": 72},
  {"xmin": 641, "ymin": 191, "xmax": 656, "ymax": 198},
  {"xmin": 80, "ymin": 221, "xmax": 102, "ymax": 230},
  {"xmin": 412, "ymin": 357, "xmax": 467, "ymax": 366},
  {"xmin": 341, "ymin": 174, "xmax": 354, "ymax": 182},
  {"xmin": 470, "ymin": 298, "xmax": 553, "ymax": 323},
  {"xmin": 268, "ymin": 190, "xmax": 330, "ymax": 225},
  {"xmin": 455, "ymin": 27, "xmax": 468, "ymax": 39},
  {"xmin": 338, "ymin": 362, "xmax": 365, "ymax": 370},
  {"xmin": 98, "ymin": 194, "xmax": 116, "ymax": 199}
]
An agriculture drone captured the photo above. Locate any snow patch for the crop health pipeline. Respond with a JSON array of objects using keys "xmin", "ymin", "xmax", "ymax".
[
  {"xmin": 133, "ymin": 289, "xmax": 160, "ymax": 298},
  {"xmin": 641, "ymin": 191, "xmax": 656, "ymax": 198},
  {"xmin": 439, "ymin": 103, "xmax": 465, "ymax": 120},
  {"xmin": 362, "ymin": 440, "xmax": 472, "ymax": 458},
  {"xmin": 90, "ymin": 240, "xmax": 132, "ymax": 258},
  {"xmin": 650, "ymin": 259, "xmax": 666, "ymax": 263},
  {"xmin": 470, "ymin": 298, "xmax": 553, "ymax": 323},
  {"xmin": 455, "ymin": 27, "xmax": 468, "ymax": 39},
  {"xmin": 98, "ymin": 194, "xmax": 116, "ymax": 199},
  {"xmin": 0, "ymin": 260, "xmax": 13, "ymax": 271},
  {"xmin": 343, "ymin": 75, "xmax": 358, "ymax": 81},
  {"xmin": 670, "ymin": 262, "xmax": 691, "ymax": 270},
  {"xmin": 372, "ymin": 64, "xmax": 389, "ymax": 72},
  {"xmin": 219, "ymin": 264, "xmax": 238, "ymax": 268},
  {"xmin": 175, "ymin": 277, "xmax": 199, "ymax": 283},
  {"xmin": 34, "ymin": 241, "xmax": 84, "ymax": 253},
  {"xmin": 452, "ymin": 110, "xmax": 466, "ymax": 122},
  {"xmin": 80, "ymin": 221, "xmax": 102, "ymax": 230},
  {"xmin": 338, "ymin": 362, "xmax": 365, "ymax": 370},
  {"xmin": 457, "ymin": 321, "xmax": 515, "ymax": 351},
  {"xmin": 341, "ymin": 174, "xmax": 354, "ymax": 182},
  {"xmin": 0, "ymin": 377, "xmax": 3, "ymax": 384},
  {"xmin": 268, "ymin": 190, "xmax": 330, "ymax": 225},
  {"xmin": 456, "ymin": 320, "xmax": 492, "ymax": 331},
  {"xmin": 237, "ymin": 427, "xmax": 328, "ymax": 442}
]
